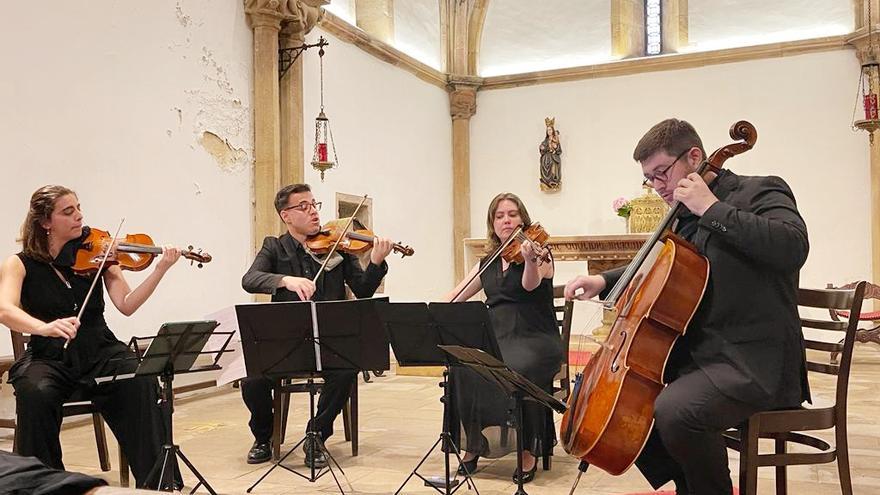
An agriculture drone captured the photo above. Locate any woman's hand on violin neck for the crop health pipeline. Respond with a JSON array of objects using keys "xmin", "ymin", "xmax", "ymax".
[
  {"xmin": 564, "ymin": 275, "xmax": 606, "ymax": 301},
  {"xmin": 282, "ymin": 276, "xmax": 316, "ymax": 301},
  {"xmin": 370, "ymin": 237, "xmax": 394, "ymax": 265},
  {"xmin": 156, "ymin": 245, "xmax": 182, "ymax": 272},
  {"xmin": 36, "ymin": 316, "xmax": 79, "ymax": 340},
  {"xmin": 520, "ymin": 241, "xmax": 541, "ymax": 265}
]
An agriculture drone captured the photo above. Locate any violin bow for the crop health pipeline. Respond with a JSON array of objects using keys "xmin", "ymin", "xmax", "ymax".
[
  {"xmin": 64, "ymin": 217, "xmax": 125, "ymax": 349},
  {"xmin": 450, "ymin": 225, "xmax": 523, "ymax": 303},
  {"xmin": 310, "ymin": 194, "xmax": 369, "ymax": 285}
]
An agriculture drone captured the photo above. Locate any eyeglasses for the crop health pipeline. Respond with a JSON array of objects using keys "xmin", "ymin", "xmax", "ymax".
[
  {"xmin": 642, "ymin": 148, "xmax": 690, "ymax": 187},
  {"xmin": 283, "ymin": 201, "xmax": 322, "ymax": 213}
]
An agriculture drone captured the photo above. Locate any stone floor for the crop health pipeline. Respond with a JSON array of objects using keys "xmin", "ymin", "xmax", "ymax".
[{"xmin": 2, "ymin": 344, "xmax": 880, "ymax": 495}]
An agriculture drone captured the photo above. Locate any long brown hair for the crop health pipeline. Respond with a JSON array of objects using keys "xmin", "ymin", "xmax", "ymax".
[
  {"xmin": 20, "ymin": 185, "xmax": 77, "ymax": 263},
  {"xmin": 485, "ymin": 192, "xmax": 532, "ymax": 251}
]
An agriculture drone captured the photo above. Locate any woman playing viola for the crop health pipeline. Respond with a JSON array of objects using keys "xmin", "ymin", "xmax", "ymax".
[
  {"xmin": 443, "ymin": 192, "xmax": 563, "ymax": 484},
  {"xmin": 0, "ymin": 185, "xmax": 181, "ymax": 488}
]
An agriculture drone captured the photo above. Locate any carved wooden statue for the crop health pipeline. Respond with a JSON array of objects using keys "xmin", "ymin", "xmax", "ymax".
[{"xmin": 539, "ymin": 117, "xmax": 562, "ymax": 192}]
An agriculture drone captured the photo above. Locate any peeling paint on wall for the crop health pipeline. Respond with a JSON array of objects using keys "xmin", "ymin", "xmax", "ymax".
[
  {"xmin": 198, "ymin": 131, "xmax": 248, "ymax": 172},
  {"xmin": 169, "ymin": 1, "xmax": 253, "ymax": 173}
]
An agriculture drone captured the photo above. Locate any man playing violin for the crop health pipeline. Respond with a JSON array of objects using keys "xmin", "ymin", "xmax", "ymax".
[
  {"xmin": 240, "ymin": 183, "xmax": 393, "ymax": 467},
  {"xmin": 0, "ymin": 185, "xmax": 182, "ymax": 489},
  {"xmin": 565, "ymin": 119, "xmax": 809, "ymax": 495}
]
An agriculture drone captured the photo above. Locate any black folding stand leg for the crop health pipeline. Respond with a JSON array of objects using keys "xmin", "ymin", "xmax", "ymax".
[
  {"xmin": 247, "ymin": 379, "xmax": 347, "ymax": 494},
  {"xmin": 143, "ymin": 369, "xmax": 217, "ymax": 495},
  {"xmin": 395, "ymin": 368, "xmax": 479, "ymax": 495},
  {"xmin": 512, "ymin": 393, "xmax": 527, "ymax": 495}
]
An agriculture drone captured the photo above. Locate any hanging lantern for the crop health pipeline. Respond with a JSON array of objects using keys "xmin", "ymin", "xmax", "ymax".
[
  {"xmin": 310, "ymin": 41, "xmax": 339, "ymax": 181},
  {"xmin": 853, "ymin": 2, "xmax": 880, "ymax": 143},
  {"xmin": 853, "ymin": 58, "xmax": 880, "ymax": 142}
]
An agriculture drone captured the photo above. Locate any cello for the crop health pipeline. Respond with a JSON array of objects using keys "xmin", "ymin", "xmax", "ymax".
[{"xmin": 559, "ymin": 121, "xmax": 758, "ymax": 479}]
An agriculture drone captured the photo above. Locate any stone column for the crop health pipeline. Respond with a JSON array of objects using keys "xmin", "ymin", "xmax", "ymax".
[
  {"xmin": 279, "ymin": 5, "xmax": 323, "ymax": 187},
  {"xmin": 611, "ymin": 0, "xmax": 646, "ymax": 59},
  {"xmin": 246, "ymin": 0, "xmax": 326, "ymax": 251},
  {"xmin": 449, "ymin": 79, "xmax": 479, "ymax": 279},
  {"xmin": 356, "ymin": 0, "xmax": 395, "ymax": 44},
  {"xmin": 849, "ymin": 0, "xmax": 880, "ymax": 298},
  {"xmin": 661, "ymin": 0, "xmax": 687, "ymax": 53},
  {"xmin": 246, "ymin": 7, "xmax": 284, "ymax": 248}
]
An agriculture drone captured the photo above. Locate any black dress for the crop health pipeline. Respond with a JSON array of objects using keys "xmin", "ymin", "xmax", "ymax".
[
  {"xmin": 7, "ymin": 230, "xmax": 169, "ymax": 488},
  {"xmin": 451, "ymin": 256, "xmax": 563, "ymax": 459}
]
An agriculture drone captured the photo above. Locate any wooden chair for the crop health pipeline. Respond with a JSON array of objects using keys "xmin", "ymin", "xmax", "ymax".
[
  {"xmin": 0, "ymin": 330, "xmax": 130, "ymax": 486},
  {"xmin": 551, "ymin": 285, "xmax": 574, "ymax": 403},
  {"xmin": 827, "ymin": 281, "xmax": 880, "ymax": 365},
  {"xmin": 724, "ymin": 282, "xmax": 866, "ymax": 495},
  {"xmin": 271, "ymin": 376, "xmax": 357, "ymax": 460},
  {"xmin": 540, "ymin": 285, "xmax": 575, "ymax": 471}
]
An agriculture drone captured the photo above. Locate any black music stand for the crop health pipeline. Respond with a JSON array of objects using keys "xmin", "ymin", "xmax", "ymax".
[
  {"xmin": 98, "ymin": 320, "xmax": 230, "ymax": 494},
  {"xmin": 236, "ymin": 298, "xmax": 389, "ymax": 494},
  {"xmin": 438, "ymin": 345, "xmax": 567, "ymax": 495},
  {"xmin": 376, "ymin": 301, "xmax": 501, "ymax": 495}
]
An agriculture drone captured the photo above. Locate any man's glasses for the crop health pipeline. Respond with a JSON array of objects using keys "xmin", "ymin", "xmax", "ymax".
[
  {"xmin": 643, "ymin": 148, "xmax": 690, "ymax": 187},
  {"xmin": 283, "ymin": 201, "xmax": 322, "ymax": 213}
]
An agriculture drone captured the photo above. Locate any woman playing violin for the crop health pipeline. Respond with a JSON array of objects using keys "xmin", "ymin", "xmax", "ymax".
[
  {"xmin": 443, "ymin": 192, "xmax": 562, "ymax": 484},
  {"xmin": 0, "ymin": 185, "xmax": 182, "ymax": 488}
]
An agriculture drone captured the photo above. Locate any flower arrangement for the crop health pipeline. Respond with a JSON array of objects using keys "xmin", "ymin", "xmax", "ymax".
[{"xmin": 613, "ymin": 197, "xmax": 632, "ymax": 218}]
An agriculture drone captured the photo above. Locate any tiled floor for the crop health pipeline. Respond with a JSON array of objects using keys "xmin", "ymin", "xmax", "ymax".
[{"xmin": 2, "ymin": 344, "xmax": 879, "ymax": 494}]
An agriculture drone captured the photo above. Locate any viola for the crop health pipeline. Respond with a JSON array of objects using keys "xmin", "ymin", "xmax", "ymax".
[
  {"xmin": 305, "ymin": 218, "xmax": 414, "ymax": 258},
  {"xmin": 72, "ymin": 227, "xmax": 212, "ymax": 275},
  {"xmin": 560, "ymin": 121, "xmax": 758, "ymax": 480},
  {"xmin": 500, "ymin": 223, "xmax": 552, "ymax": 264}
]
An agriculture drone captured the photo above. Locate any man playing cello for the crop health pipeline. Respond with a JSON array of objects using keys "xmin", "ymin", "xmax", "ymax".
[{"xmin": 565, "ymin": 119, "xmax": 810, "ymax": 494}]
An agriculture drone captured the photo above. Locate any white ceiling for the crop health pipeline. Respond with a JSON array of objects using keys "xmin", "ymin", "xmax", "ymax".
[
  {"xmin": 686, "ymin": 0, "xmax": 854, "ymax": 53},
  {"xmin": 325, "ymin": 0, "xmax": 856, "ymax": 77}
]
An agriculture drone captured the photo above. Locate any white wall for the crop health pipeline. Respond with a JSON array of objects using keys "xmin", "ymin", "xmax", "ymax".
[
  {"xmin": 0, "ymin": 1, "xmax": 255, "ymax": 356},
  {"xmin": 301, "ymin": 28, "xmax": 454, "ymax": 302},
  {"xmin": 470, "ymin": 50, "xmax": 872, "ymax": 299}
]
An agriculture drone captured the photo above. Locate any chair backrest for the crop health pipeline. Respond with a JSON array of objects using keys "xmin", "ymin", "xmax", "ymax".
[
  {"xmin": 798, "ymin": 282, "xmax": 866, "ymax": 413},
  {"xmin": 552, "ymin": 285, "xmax": 574, "ymax": 401},
  {"xmin": 9, "ymin": 330, "xmax": 28, "ymax": 361}
]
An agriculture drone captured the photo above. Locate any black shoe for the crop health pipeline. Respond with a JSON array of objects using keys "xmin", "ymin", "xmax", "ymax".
[
  {"xmin": 303, "ymin": 437, "xmax": 328, "ymax": 469},
  {"xmin": 247, "ymin": 441, "xmax": 272, "ymax": 464},
  {"xmin": 512, "ymin": 463, "xmax": 537, "ymax": 484},
  {"xmin": 457, "ymin": 456, "xmax": 479, "ymax": 476}
]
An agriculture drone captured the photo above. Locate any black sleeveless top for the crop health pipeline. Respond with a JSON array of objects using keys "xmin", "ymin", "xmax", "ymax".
[{"xmin": 14, "ymin": 236, "xmax": 118, "ymax": 373}]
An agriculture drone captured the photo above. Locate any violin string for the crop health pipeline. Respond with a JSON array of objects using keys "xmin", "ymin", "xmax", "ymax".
[
  {"xmin": 66, "ymin": 218, "xmax": 125, "ymax": 349},
  {"xmin": 311, "ymin": 196, "xmax": 368, "ymax": 285}
]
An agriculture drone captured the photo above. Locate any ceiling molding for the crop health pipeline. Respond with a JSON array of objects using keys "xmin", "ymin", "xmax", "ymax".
[
  {"xmin": 480, "ymin": 35, "xmax": 850, "ymax": 91},
  {"xmin": 318, "ymin": 10, "xmax": 448, "ymax": 88}
]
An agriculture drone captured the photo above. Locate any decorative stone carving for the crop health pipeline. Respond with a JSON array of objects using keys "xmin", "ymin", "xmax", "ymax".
[
  {"xmin": 448, "ymin": 78, "xmax": 480, "ymax": 120},
  {"xmin": 245, "ymin": 0, "xmax": 326, "ymax": 29}
]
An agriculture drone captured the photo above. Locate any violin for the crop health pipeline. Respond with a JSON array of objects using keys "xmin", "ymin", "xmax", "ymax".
[
  {"xmin": 500, "ymin": 223, "xmax": 552, "ymax": 264},
  {"xmin": 72, "ymin": 227, "xmax": 212, "ymax": 275},
  {"xmin": 305, "ymin": 218, "xmax": 414, "ymax": 258}
]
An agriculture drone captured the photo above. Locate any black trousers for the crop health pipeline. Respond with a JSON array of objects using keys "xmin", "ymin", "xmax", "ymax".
[
  {"xmin": 0, "ymin": 450, "xmax": 107, "ymax": 495},
  {"xmin": 9, "ymin": 347, "xmax": 166, "ymax": 489},
  {"xmin": 635, "ymin": 366, "xmax": 763, "ymax": 495},
  {"xmin": 241, "ymin": 370, "xmax": 357, "ymax": 444}
]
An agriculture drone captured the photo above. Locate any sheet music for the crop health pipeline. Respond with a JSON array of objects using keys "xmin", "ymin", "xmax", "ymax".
[{"xmin": 204, "ymin": 306, "xmax": 245, "ymax": 386}]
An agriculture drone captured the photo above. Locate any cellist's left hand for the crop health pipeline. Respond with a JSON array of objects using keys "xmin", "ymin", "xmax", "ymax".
[
  {"xmin": 370, "ymin": 237, "xmax": 394, "ymax": 265},
  {"xmin": 674, "ymin": 173, "xmax": 719, "ymax": 217}
]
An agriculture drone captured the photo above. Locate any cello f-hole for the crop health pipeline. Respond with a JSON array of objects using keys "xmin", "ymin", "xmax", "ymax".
[{"xmin": 610, "ymin": 330, "xmax": 627, "ymax": 373}]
